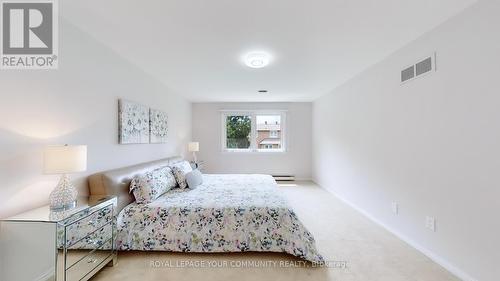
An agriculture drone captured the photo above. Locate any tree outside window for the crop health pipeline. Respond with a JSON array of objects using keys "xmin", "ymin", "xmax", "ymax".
[{"xmin": 226, "ymin": 115, "xmax": 251, "ymax": 149}]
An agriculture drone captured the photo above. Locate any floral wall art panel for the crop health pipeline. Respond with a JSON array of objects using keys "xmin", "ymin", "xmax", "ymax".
[
  {"xmin": 149, "ymin": 108, "xmax": 168, "ymax": 143},
  {"xmin": 118, "ymin": 99, "xmax": 150, "ymax": 144}
]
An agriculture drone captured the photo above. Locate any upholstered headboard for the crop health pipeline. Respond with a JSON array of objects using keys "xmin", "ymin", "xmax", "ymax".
[{"xmin": 88, "ymin": 156, "xmax": 183, "ymax": 212}]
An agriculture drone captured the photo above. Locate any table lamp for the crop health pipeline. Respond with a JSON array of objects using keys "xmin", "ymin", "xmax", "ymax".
[
  {"xmin": 43, "ymin": 145, "xmax": 87, "ymax": 210},
  {"xmin": 188, "ymin": 142, "xmax": 199, "ymax": 163}
]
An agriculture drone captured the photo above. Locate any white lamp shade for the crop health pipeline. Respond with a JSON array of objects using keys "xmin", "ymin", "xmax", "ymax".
[
  {"xmin": 188, "ymin": 142, "xmax": 199, "ymax": 152},
  {"xmin": 43, "ymin": 145, "xmax": 87, "ymax": 174}
]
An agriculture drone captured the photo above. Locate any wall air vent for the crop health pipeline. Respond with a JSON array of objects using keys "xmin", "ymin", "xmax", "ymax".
[
  {"xmin": 401, "ymin": 66, "xmax": 415, "ymax": 82},
  {"xmin": 416, "ymin": 57, "xmax": 433, "ymax": 76},
  {"xmin": 401, "ymin": 53, "xmax": 436, "ymax": 84}
]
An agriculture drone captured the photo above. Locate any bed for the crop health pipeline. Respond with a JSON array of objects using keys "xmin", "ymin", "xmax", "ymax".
[{"xmin": 88, "ymin": 157, "xmax": 323, "ymax": 262}]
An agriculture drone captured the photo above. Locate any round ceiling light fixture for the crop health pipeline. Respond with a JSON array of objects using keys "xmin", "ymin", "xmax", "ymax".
[{"xmin": 244, "ymin": 52, "xmax": 271, "ymax": 68}]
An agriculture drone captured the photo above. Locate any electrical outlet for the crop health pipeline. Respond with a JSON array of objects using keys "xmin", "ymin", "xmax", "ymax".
[
  {"xmin": 425, "ymin": 216, "xmax": 436, "ymax": 232},
  {"xmin": 391, "ymin": 202, "xmax": 399, "ymax": 215}
]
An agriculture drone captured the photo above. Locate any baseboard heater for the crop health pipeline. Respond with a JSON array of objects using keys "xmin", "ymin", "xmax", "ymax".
[{"xmin": 272, "ymin": 175, "xmax": 295, "ymax": 181}]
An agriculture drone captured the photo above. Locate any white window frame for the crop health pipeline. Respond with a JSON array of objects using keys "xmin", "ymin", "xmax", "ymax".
[{"xmin": 221, "ymin": 110, "xmax": 287, "ymax": 153}]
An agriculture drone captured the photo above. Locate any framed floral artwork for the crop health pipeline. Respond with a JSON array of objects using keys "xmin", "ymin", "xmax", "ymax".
[
  {"xmin": 118, "ymin": 99, "xmax": 150, "ymax": 144},
  {"xmin": 149, "ymin": 108, "xmax": 168, "ymax": 143}
]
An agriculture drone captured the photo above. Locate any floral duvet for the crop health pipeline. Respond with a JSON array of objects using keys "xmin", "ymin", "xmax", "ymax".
[{"xmin": 116, "ymin": 174, "xmax": 323, "ymax": 262}]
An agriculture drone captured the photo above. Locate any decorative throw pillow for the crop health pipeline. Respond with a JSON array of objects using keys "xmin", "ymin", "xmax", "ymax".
[
  {"xmin": 185, "ymin": 169, "xmax": 203, "ymax": 189},
  {"xmin": 129, "ymin": 166, "xmax": 177, "ymax": 203},
  {"xmin": 170, "ymin": 161, "xmax": 193, "ymax": 189}
]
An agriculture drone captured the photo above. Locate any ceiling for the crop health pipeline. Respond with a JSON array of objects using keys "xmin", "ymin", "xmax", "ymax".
[{"xmin": 62, "ymin": 0, "xmax": 477, "ymax": 102}]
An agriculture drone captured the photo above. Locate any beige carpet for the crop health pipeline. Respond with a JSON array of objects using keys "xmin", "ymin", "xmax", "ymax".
[{"xmin": 93, "ymin": 181, "xmax": 458, "ymax": 281}]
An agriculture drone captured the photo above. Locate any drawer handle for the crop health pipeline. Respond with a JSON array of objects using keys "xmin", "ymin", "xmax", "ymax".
[
  {"xmin": 88, "ymin": 258, "xmax": 97, "ymax": 264},
  {"xmin": 87, "ymin": 237, "xmax": 100, "ymax": 245}
]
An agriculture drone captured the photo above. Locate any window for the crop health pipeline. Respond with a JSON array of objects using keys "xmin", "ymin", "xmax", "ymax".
[
  {"xmin": 222, "ymin": 111, "xmax": 286, "ymax": 152},
  {"xmin": 225, "ymin": 115, "xmax": 251, "ymax": 149},
  {"xmin": 256, "ymin": 115, "xmax": 282, "ymax": 151}
]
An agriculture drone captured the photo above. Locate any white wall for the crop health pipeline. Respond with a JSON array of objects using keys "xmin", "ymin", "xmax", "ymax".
[
  {"xmin": 312, "ymin": 1, "xmax": 500, "ymax": 280},
  {"xmin": 192, "ymin": 102, "xmax": 312, "ymax": 179},
  {"xmin": 0, "ymin": 20, "xmax": 191, "ymax": 218}
]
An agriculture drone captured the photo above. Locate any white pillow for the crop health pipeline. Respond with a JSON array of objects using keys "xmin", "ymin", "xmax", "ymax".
[
  {"xmin": 129, "ymin": 166, "xmax": 177, "ymax": 203},
  {"xmin": 186, "ymin": 169, "xmax": 203, "ymax": 188},
  {"xmin": 170, "ymin": 161, "xmax": 193, "ymax": 189}
]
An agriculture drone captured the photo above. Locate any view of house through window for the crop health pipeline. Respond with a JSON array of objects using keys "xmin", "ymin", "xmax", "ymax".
[
  {"xmin": 223, "ymin": 112, "xmax": 285, "ymax": 152},
  {"xmin": 256, "ymin": 115, "xmax": 281, "ymax": 150}
]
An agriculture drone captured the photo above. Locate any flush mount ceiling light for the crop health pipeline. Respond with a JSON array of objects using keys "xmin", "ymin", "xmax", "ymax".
[{"xmin": 244, "ymin": 52, "xmax": 270, "ymax": 68}]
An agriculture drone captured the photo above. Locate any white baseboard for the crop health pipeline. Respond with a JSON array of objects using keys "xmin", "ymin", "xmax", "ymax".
[{"xmin": 319, "ymin": 185, "xmax": 477, "ymax": 281}]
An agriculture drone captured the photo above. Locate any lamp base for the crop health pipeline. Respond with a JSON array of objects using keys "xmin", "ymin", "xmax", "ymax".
[
  {"xmin": 192, "ymin": 151, "xmax": 197, "ymax": 164},
  {"xmin": 49, "ymin": 174, "xmax": 78, "ymax": 211}
]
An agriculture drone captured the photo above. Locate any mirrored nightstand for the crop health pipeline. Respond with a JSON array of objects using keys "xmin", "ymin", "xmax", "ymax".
[{"xmin": 0, "ymin": 195, "xmax": 117, "ymax": 281}]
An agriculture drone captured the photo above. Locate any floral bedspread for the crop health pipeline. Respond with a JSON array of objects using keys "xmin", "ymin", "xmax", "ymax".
[{"xmin": 116, "ymin": 174, "xmax": 323, "ymax": 262}]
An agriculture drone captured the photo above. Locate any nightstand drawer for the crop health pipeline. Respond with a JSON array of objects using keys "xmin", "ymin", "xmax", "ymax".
[
  {"xmin": 65, "ymin": 204, "xmax": 113, "ymax": 246},
  {"xmin": 66, "ymin": 223, "xmax": 113, "ymax": 268},
  {"xmin": 66, "ymin": 240, "xmax": 113, "ymax": 281},
  {"xmin": 68, "ymin": 223, "xmax": 113, "ymax": 250}
]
